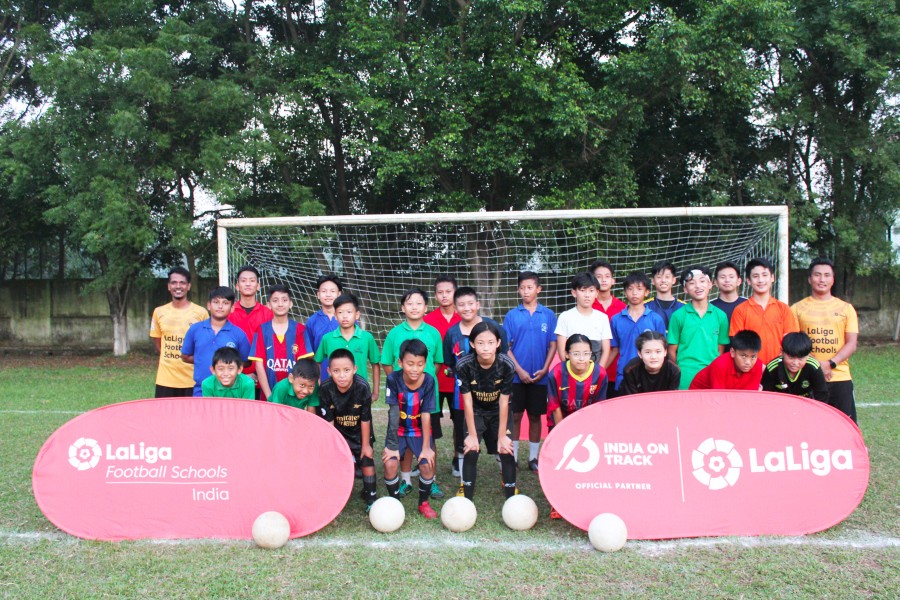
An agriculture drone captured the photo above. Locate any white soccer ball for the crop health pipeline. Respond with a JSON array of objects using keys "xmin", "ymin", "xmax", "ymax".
[
  {"xmin": 588, "ymin": 513, "xmax": 628, "ymax": 552},
  {"xmin": 251, "ymin": 511, "xmax": 291, "ymax": 549},
  {"xmin": 501, "ymin": 494, "xmax": 539, "ymax": 531},
  {"xmin": 440, "ymin": 496, "xmax": 478, "ymax": 532},
  {"xmin": 368, "ymin": 497, "xmax": 406, "ymax": 533}
]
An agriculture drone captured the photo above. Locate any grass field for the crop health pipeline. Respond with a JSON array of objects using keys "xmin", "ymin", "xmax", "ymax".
[{"xmin": 1, "ymin": 347, "xmax": 898, "ymax": 598}]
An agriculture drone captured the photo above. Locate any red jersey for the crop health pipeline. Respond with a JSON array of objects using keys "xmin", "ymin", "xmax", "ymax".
[
  {"xmin": 423, "ymin": 308, "xmax": 461, "ymax": 393},
  {"xmin": 593, "ymin": 295, "xmax": 627, "ymax": 377},
  {"xmin": 229, "ymin": 302, "xmax": 274, "ymax": 379},
  {"xmin": 689, "ymin": 353, "xmax": 763, "ymax": 391}
]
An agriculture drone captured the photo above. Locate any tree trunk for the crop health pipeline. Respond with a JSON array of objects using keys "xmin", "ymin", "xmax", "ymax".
[{"xmin": 106, "ymin": 284, "xmax": 131, "ymax": 356}]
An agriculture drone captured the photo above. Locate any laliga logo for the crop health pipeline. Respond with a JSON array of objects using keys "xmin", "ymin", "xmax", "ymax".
[
  {"xmin": 555, "ymin": 434, "xmax": 601, "ymax": 473},
  {"xmin": 69, "ymin": 437, "xmax": 101, "ymax": 470},
  {"xmin": 692, "ymin": 438, "xmax": 742, "ymax": 490}
]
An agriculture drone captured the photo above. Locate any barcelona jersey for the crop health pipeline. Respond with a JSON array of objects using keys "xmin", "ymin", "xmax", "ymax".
[
  {"xmin": 385, "ymin": 371, "xmax": 437, "ymax": 437},
  {"xmin": 547, "ymin": 361, "xmax": 608, "ymax": 417}
]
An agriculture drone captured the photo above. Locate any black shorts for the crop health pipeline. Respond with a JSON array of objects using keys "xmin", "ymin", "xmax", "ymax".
[
  {"xmin": 155, "ymin": 385, "xmax": 194, "ymax": 398},
  {"xmin": 510, "ymin": 383, "xmax": 548, "ymax": 418},
  {"xmin": 427, "ymin": 391, "xmax": 454, "ymax": 440},
  {"xmin": 827, "ymin": 380, "xmax": 857, "ymax": 423},
  {"xmin": 467, "ymin": 408, "xmax": 511, "ymax": 455}
]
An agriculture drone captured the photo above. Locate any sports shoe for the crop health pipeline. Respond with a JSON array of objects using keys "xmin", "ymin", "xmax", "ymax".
[
  {"xmin": 365, "ymin": 503, "xmax": 373, "ymax": 514},
  {"xmin": 549, "ymin": 507, "xmax": 562, "ymax": 520},
  {"xmin": 528, "ymin": 458, "xmax": 539, "ymax": 472},
  {"xmin": 430, "ymin": 481, "xmax": 445, "ymax": 498},
  {"xmin": 418, "ymin": 501, "xmax": 438, "ymax": 519},
  {"xmin": 397, "ymin": 481, "xmax": 413, "ymax": 497},
  {"xmin": 456, "ymin": 482, "xmax": 466, "ymax": 497}
]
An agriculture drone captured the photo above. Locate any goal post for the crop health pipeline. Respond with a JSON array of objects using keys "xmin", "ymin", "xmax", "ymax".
[{"xmin": 217, "ymin": 207, "xmax": 789, "ymax": 340}]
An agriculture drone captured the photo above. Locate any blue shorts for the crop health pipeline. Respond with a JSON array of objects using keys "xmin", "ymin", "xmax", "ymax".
[{"xmin": 397, "ymin": 436, "xmax": 433, "ymax": 463}]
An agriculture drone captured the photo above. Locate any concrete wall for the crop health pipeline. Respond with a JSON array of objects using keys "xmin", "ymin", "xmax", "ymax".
[{"xmin": 0, "ymin": 273, "xmax": 897, "ymax": 352}]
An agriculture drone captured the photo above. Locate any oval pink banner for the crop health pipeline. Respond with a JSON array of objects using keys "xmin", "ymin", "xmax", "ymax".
[
  {"xmin": 33, "ymin": 398, "xmax": 355, "ymax": 541},
  {"xmin": 538, "ymin": 390, "xmax": 869, "ymax": 539}
]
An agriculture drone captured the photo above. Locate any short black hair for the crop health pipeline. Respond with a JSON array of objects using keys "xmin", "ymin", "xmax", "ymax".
[
  {"xmin": 453, "ymin": 286, "xmax": 478, "ymax": 302},
  {"xmin": 731, "ymin": 330, "xmax": 762, "ymax": 352},
  {"xmin": 434, "ymin": 275, "xmax": 458, "ymax": 289},
  {"xmin": 316, "ymin": 274, "xmax": 343, "ymax": 292},
  {"xmin": 328, "ymin": 348, "xmax": 355, "ymax": 365},
  {"xmin": 681, "ymin": 265, "xmax": 712, "ymax": 283},
  {"xmin": 781, "ymin": 332, "xmax": 813, "ymax": 358},
  {"xmin": 635, "ymin": 330, "xmax": 667, "ymax": 351},
  {"xmin": 235, "ymin": 265, "xmax": 261, "ymax": 280},
  {"xmin": 745, "ymin": 257, "xmax": 774, "ymax": 278},
  {"xmin": 714, "ymin": 261, "xmax": 742, "ymax": 279},
  {"xmin": 400, "ymin": 287, "xmax": 428, "ymax": 307},
  {"xmin": 589, "ymin": 260, "xmax": 614, "ymax": 276},
  {"xmin": 211, "ymin": 346, "xmax": 242, "ymax": 366},
  {"xmin": 399, "ymin": 338, "xmax": 429, "ymax": 360},
  {"xmin": 291, "ymin": 358, "xmax": 320, "ymax": 382},
  {"xmin": 651, "ymin": 261, "xmax": 677, "ymax": 277},
  {"xmin": 517, "ymin": 271, "xmax": 541, "ymax": 286},
  {"xmin": 623, "ymin": 271, "xmax": 651, "ymax": 290},
  {"xmin": 808, "ymin": 256, "xmax": 835, "ymax": 275},
  {"xmin": 333, "ymin": 293, "xmax": 359, "ymax": 311},
  {"xmin": 168, "ymin": 267, "xmax": 191, "ymax": 282},
  {"xmin": 209, "ymin": 286, "xmax": 235, "ymax": 303},
  {"xmin": 565, "ymin": 333, "xmax": 593, "ymax": 353},
  {"xmin": 469, "ymin": 320, "xmax": 502, "ymax": 345},
  {"xmin": 267, "ymin": 284, "xmax": 291, "ymax": 300},
  {"xmin": 571, "ymin": 272, "xmax": 599, "ymax": 290}
]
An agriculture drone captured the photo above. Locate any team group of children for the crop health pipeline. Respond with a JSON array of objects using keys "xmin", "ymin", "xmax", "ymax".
[{"xmin": 161, "ymin": 258, "xmax": 840, "ymax": 519}]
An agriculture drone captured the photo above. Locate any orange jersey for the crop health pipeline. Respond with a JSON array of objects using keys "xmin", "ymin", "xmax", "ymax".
[
  {"xmin": 791, "ymin": 296, "xmax": 859, "ymax": 381},
  {"xmin": 728, "ymin": 297, "xmax": 799, "ymax": 364}
]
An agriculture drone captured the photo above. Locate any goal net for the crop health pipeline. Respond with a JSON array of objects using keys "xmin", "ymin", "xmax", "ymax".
[{"xmin": 218, "ymin": 207, "xmax": 788, "ymax": 340}]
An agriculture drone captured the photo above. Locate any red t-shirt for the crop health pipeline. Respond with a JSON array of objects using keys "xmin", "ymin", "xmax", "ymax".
[
  {"xmin": 228, "ymin": 302, "xmax": 274, "ymax": 378},
  {"xmin": 593, "ymin": 295, "xmax": 627, "ymax": 379},
  {"xmin": 423, "ymin": 308, "xmax": 461, "ymax": 392},
  {"xmin": 689, "ymin": 353, "xmax": 763, "ymax": 391}
]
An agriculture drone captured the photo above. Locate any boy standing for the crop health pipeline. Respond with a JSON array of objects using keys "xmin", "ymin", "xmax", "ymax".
[
  {"xmin": 590, "ymin": 260, "xmax": 627, "ymax": 391},
  {"xmin": 503, "ymin": 272, "xmax": 557, "ymax": 471},
  {"xmin": 689, "ymin": 330, "xmax": 763, "ymax": 391},
  {"xmin": 250, "ymin": 285, "xmax": 313, "ymax": 400},
  {"xmin": 761, "ymin": 332, "xmax": 829, "ymax": 402},
  {"xmin": 711, "ymin": 261, "xmax": 747, "ymax": 323},
  {"xmin": 383, "ymin": 339, "xmax": 438, "ymax": 518},
  {"xmin": 228, "ymin": 266, "xmax": 274, "ymax": 395},
  {"xmin": 149, "ymin": 267, "xmax": 208, "ymax": 397},
  {"xmin": 554, "ymin": 273, "xmax": 612, "ymax": 367},
  {"xmin": 645, "ymin": 261, "xmax": 685, "ymax": 331},
  {"xmin": 729, "ymin": 258, "xmax": 799, "ymax": 365},
  {"xmin": 269, "ymin": 358, "xmax": 321, "ymax": 412},
  {"xmin": 608, "ymin": 271, "xmax": 667, "ymax": 393},
  {"xmin": 318, "ymin": 348, "xmax": 377, "ymax": 510},
  {"xmin": 667, "ymin": 266, "xmax": 730, "ymax": 389},
  {"xmin": 305, "ymin": 275, "xmax": 343, "ymax": 352},
  {"xmin": 200, "ymin": 347, "xmax": 256, "ymax": 399},
  {"xmin": 314, "ymin": 294, "xmax": 380, "ymax": 401},
  {"xmin": 181, "ymin": 287, "xmax": 251, "ymax": 397}
]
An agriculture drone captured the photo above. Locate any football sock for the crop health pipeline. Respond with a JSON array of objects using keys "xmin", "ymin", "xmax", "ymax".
[
  {"xmin": 462, "ymin": 451, "xmax": 479, "ymax": 500},
  {"xmin": 513, "ymin": 440, "xmax": 519, "ymax": 461},
  {"xmin": 529, "ymin": 442, "xmax": 540, "ymax": 462},
  {"xmin": 418, "ymin": 475, "xmax": 433, "ymax": 503},
  {"xmin": 500, "ymin": 453, "xmax": 517, "ymax": 498},
  {"xmin": 457, "ymin": 456, "xmax": 464, "ymax": 480},
  {"xmin": 385, "ymin": 476, "xmax": 400, "ymax": 499},
  {"xmin": 362, "ymin": 475, "xmax": 377, "ymax": 505},
  {"xmin": 401, "ymin": 471, "xmax": 412, "ymax": 486}
]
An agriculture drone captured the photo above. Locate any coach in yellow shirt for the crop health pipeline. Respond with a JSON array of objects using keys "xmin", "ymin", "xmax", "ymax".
[
  {"xmin": 149, "ymin": 267, "xmax": 209, "ymax": 397},
  {"xmin": 791, "ymin": 258, "xmax": 859, "ymax": 422}
]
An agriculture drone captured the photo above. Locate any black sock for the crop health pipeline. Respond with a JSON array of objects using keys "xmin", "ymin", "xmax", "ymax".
[
  {"xmin": 418, "ymin": 475, "xmax": 433, "ymax": 504},
  {"xmin": 385, "ymin": 476, "xmax": 400, "ymax": 499},
  {"xmin": 363, "ymin": 475, "xmax": 377, "ymax": 505},
  {"xmin": 500, "ymin": 453, "xmax": 517, "ymax": 498},
  {"xmin": 462, "ymin": 451, "xmax": 479, "ymax": 500}
]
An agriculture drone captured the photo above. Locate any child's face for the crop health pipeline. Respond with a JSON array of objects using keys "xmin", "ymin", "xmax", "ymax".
[
  {"xmin": 211, "ymin": 361, "xmax": 240, "ymax": 388},
  {"xmin": 731, "ymin": 348, "xmax": 759, "ymax": 374},
  {"xmin": 207, "ymin": 296, "xmax": 233, "ymax": 320},
  {"xmin": 435, "ymin": 282, "xmax": 456, "ymax": 308},
  {"xmin": 715, "ymin": 268, "xmax": 741, "ymax": 293},
  {"xmin": 401, "ymin": 293, "xmax": 427, "ymax": 321},
  {"xmin": 566, "ymin": 342, "xmax": 593, "ymax": 373},
  {"xmin": 652, "ymin": 269, "xmax": 676, "ymax": 295},
  {"xmin": 335, "ymin": 303, "xmax": 359, "ymax": 330},
  {"xmin": 748, "ymin": 266, "xmax": 774, "ymax": 296},
  {"xmin": 472, "ymin": 330, "xmax": 499, "ymax": 362},
  {"xmin": 236, "ymin": 271, "xmax": 260, "ymax": 299},
  {"xmin": 168, "ymin": 274, "xmax": 190, "ymax": 301},
  {"xmin": 327, "ymin": 357, "xmax": 357, "ymax": 391},
  {"xmin": 624, "ymin": 283, "xmax": 649, "ymax": 306},
  {"xmin": 638, "ymin": 340, "xmax": 667, "ymax": 374},
  {"xmin": 684, "ymin": 273, "xmax": 711, "ymax": 302},
  {"xmin": 571, "ymin": 285, "xmax": 598, "ymax": 309},
  {"xmin": 400, "ymin": 353, "xmax": 427, "ymax": 385},
  {"xmin": 317, "ymin": 281, "xmax": 340, "ymax": 309},
  {"xmin": 782, "ymin": 353, "xmax": 808, "ymax": 376},
  {"xmin": 289, "ymin": 374, "xmax": 316, "ymax": 399},
  {"xmin": 592, "ymin": 267, "xmax": 614, "ymax": 293},
  {"xmin": 268, "ymin": 291, "xmax": 292, "ymax": 317},
  {"xmin": 517, "ymin": 278, "xmax": 541, "ymax": 305},
  {"xmin": 454, "ymin": 294, "xmax": 479, "ymax": 322}
]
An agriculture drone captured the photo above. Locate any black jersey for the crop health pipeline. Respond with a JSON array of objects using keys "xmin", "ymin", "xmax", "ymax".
[
  {"xmin": 455, "ymin": 352, "xmax": 515, "ymax": 413},
  {"xmin": 318, "ymin": 374, "xmax": 374, "ymax": 452},
  {"xmin": 619, "ymin": 357, "xmax": 681, "ymax": 395},
  {"xmin": 761, "ymin": 356, "xmax": 829, "ymax": 402}
]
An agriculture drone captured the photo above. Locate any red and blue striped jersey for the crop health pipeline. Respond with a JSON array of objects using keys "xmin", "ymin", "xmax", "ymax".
[
  {"xmin": 385, "ymin": 371, "xmax": 437, "ymax": 437},
  {"xmin": 547, "ymin": 361, "xmax": 608, "ymax": 417}
]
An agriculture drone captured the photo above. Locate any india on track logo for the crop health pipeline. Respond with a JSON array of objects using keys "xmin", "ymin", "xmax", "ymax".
[
  {"xmin": 68, "ymin": 437, "xmax": 101, "ymax": 470},
  {"xmin": 691, "ymin": 437, "xmax": 742, "ymax": 490},
  {"xmin": 554, "ymin": 434, "xmax": 601, "ymax": 473}
]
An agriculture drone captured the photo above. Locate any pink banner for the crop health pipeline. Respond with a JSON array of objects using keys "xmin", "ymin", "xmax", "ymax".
[
  {"xmin": 538, "ymin": 391, "xmax": 869, "ymax": 539},
  {"xmin": 33, "ymin": 398, "xmax": 354, "ymax": 541}
]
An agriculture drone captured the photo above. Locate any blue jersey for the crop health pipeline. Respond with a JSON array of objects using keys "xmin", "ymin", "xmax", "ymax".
[
  {"xmin": 503, "ymin": 303, "xmax": 556, "ymax": 385},
  {"xmin": 645, "ymin": 297, "xmax": 685, "ymax": 330},
  {"xmin": 609, "ymin": 307, "xmax": 667, "ymax": 389},
  {"xmin": 181, "ymin": 319, "xmax": 251, "ymax": 396}
]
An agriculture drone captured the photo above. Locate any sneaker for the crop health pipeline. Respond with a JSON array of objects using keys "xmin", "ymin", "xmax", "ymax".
[
  {"xmin": 365, "ymin": 503, "xmax": 373, "ymax": 514},
  {"xmin": 549, "ymin": 507, "xmax": 562, "ymax": 520},
  {"xmin": 528, "ymin": 458, "xmax": 539, "ymax": 472},
  {"xmin": 456, "ymin": 482, "xmax": 466, "ymax": 497},
  {"xmin": 430, "ymin": 482, "xmax": 445, "ymax": 499},
  {"xmin": 397, "ymin": 481, "xmax": 413, "ymax": 497},
  {"xmin": 418, "ymin": 501, "xmax": 438, "ymax": 519}
]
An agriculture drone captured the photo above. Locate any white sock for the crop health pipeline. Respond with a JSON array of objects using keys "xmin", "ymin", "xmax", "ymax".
[
  {"xmin": 529, "ymin": 442, "xmax": 540, "ymax": 461},
  {"xmin": 401, "ymin": 471, "xmax": 411, "ymax": 485},
  {"xmin": 513, "ymin": 440, "xmax": 519, "ymax": 461},
  {"xmin": 457, "ymin": 456, "xmax": 464, "ymax": 480}
]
